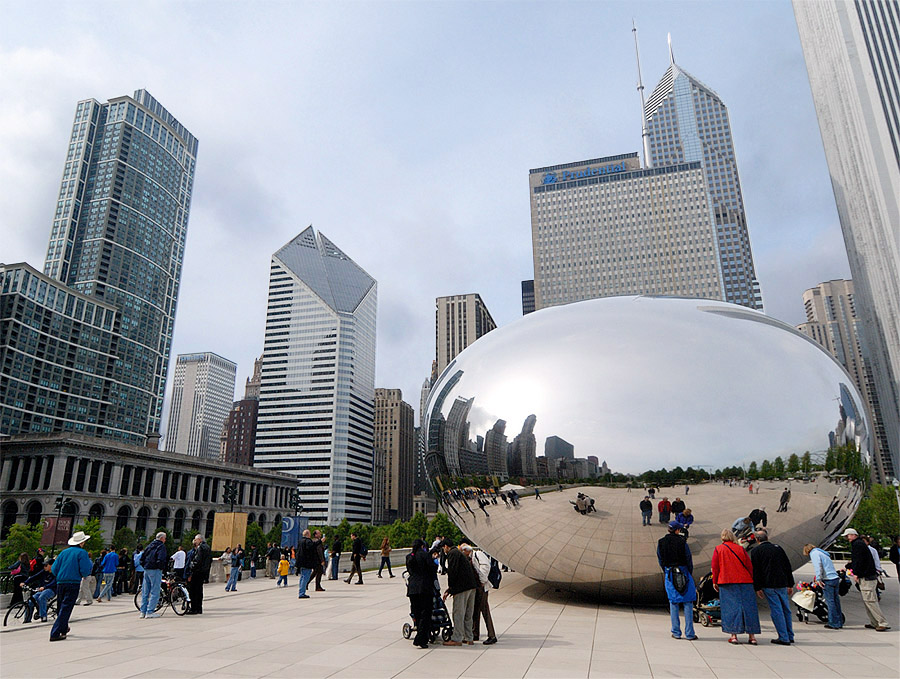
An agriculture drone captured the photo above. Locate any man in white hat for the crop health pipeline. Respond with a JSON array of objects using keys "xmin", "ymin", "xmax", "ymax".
[
  {"xmin": 843, "ymin": 528, "xmax": 890, "ymax": 631},
  {"xmin": 49, "ymin": 531, "xmax": 93, "ymax": 641}
]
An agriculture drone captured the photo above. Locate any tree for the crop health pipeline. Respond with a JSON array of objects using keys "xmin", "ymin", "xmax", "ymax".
[
  {"xmin": 408, "ymin": 512, "xmax": 428, "ymax": 542},
  {"xmin": 759, "ymin": 460, "xmax": 773, "ymax": 480},
  {"xmin": 787, "ymin": 454, "xmax": 800, "ymax": 474},
  {"xmin": 266, "ymin": 522, "xmax": 282, "ymax": 547},
  {"xmin": 801, "ymin": 451, "xmax": 812, "ymax": 474},
  {"xmin": 245, "ymin": 522, "xmax": 267, "ymax": 552},
  {"xmin": 773, "ymin": 456, "xmax": 785, "ymax": 478},
  {"xmin": 1, "ymin": 523, "xmax": 43, "ymax": 567},
  {"xmin": 112, "ymin": 526, "xmax": 138, "ymax": 552},
  {"xmin": 852, "ymin": 484, "xmax": 899, "ymax": 539},
  {"xmin": 747, "ymin": 461, "xmax": 758, "ymax": 480},
  {"xmin": 71, "ymin": 518, "xmax": 105, "ymax": 554}
]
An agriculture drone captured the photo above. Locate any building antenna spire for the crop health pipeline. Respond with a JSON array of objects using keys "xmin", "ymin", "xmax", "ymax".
[
  {"xmin": 668, "ymin": 32, "xmax": 675, "ymax": 65},
  {"xmin": 633, "ymin": 20, "xmax": 653, "ymax": 168}
]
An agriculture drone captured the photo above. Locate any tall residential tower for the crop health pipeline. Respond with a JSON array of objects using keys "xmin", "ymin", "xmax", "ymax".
[{"xmin": 254, "ymin": 227, "xmax": 377, "ymax": 524}]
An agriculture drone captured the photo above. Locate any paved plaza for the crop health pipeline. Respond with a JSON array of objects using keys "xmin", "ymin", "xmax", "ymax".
[{"xmin": 0, "ymin": 563, "xmax": 896, "ymax": 679}]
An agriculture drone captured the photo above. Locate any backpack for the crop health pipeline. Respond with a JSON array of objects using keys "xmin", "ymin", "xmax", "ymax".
[
  {"xmin": 360, "ymin": 544, "xmax": 369, "ymax": 558},
  {"xmin": 488, "ymin": 557, "xmax": 502, "ymax": 589}
]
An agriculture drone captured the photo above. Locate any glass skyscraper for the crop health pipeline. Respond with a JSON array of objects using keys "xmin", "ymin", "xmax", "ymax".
[
  {"xmin": 254, "ymin": 227, "xmax": 377, "ymax": 524},
  {"xmin": 42, "ymin": 90, "xmax": 198, "ymax": 441},
  {"xmin": 644, "ymin": 58, "xmax": 763, "ymax": 311}
]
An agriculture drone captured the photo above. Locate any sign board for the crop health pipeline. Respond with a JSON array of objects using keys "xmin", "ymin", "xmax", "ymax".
[
  {"xmin": 41, "ymin": 517, "xmax": 73, "ymax": 547},
  {"xmin": 281, "ymin": 515, "xmax": 308, "ymax": 552},
  {"xmin": 211, "ymin": 512, "xmax": 248, "ymax": 552}
]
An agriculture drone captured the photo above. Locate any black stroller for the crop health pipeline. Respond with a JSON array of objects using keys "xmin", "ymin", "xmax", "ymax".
[
  {"xmin": 402, "ymin": 573, "xmax": 453, "ymax": 643},
  {"xmin": 692, "ymin": 572, "xmax": 721, "ymax": 627},
  {"xmin": 794, "ymin": 577, "xmax": 847, "ymax": 625}
]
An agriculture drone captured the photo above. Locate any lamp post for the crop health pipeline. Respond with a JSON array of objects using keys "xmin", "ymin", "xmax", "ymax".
[
  {"xmin": 893, "ymin": 478, "xmax": 900, "ymax": 532},
  {"xmin": 223, "ymin": 481, "xmax": 238, "ymax": 513},
  {"xmin": 50, "ymin": 494, "xmax": 65, "ymax": 558},
  {"xmin": 289, "ymin": 488, "xmax": 303, "ymax": 517}
]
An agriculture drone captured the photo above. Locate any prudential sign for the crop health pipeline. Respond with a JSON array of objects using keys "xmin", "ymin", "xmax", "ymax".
[{"xmin": 542, "ymin": 162, "xmax": 627, "ymax": 185}]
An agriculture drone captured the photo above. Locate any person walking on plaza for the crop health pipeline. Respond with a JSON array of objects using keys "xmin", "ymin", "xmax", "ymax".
[
  {"xmin": 330, "ymin": 535, "xmax": 342, "ymax": 580},
  {"xmin": 406, "ymin": 539, "xmax": 438, "ymax": 649},
  {"xmin": 225, "ymin": 545, "xmax": 242, "ymax": 592},
  {"xmin": 441, "ymin": 538, "xmax": 478, "ymax": 646},
  {"xmin": 465, "ymin": 544, "xmax": 498, "ymax": 645},
  {"xmin": 249, "ymin": 545, "xmax": 259, "ymax": 578},
  {"xmin": 658, "ymin": 497, "xmax": 671, "ymax": 524},
  {"xmin": 297, "ymin": 529, "xmax": 317, "ymax": 598},
  {"xmin": 750, "ymin": 529, "xmax": 795, "ymax": 645},
  {"xmin": 803, "ymin": 543, "xmax": 843, "ymax": 629},
  {"xmin": 139, "ymin": 532, "xmax": 168, "ymax": 619},
  {"xmin": 312, "ymin": 531, "xmax": 327, "ymax": 591},
  {"xmin": 844, "ymin": 528, "xmax": 890, "ymax": 631},
  {"xmin": 712, "ymin": 528, "xmax": 760, "ymax": 645},
  {"xmin": 777, "ymin": 487, "xmax": 790, "ymax": 512},
  {"xmin": 91, "ymin": 549, "xmax": 105, "ymax": 599},
  {"xmin": 75, "ymin": 552, "xmax": 95, "ymax": 606},
  {"xmin": 266, "ymin": 543, "xmax": 280, "ymax": 578},
  {"xmin": 640, "ymin": 496, "xmax": 653, "ymax": 526},
  {"xmin": 378, "ymin": 536, "xmax": 395, "ymax": 578},
  {"xmin": 890, "ymin": 536, "xmax": 900, "ymax": 580},
  {"xmin": 96, "ymin": 545, "xmax": 118, "ymax": 602},
  {"xmin": 657, "ymin": 521, "xmax": 697, "ymax": 640},
  {"xmin": 50, "ymin": 532, "xmax": 93, "ymax": 641},
  {"xmin": 21, "ymin": 559, "xmax": 56, "ymax": 623},
  {"xmin": 131, "ymin": 545, "xmax": 144, "ymax": 593},
  {"xmin": 345, "ymin": 532, "xmax": 365, "ymax": 585},
  {"xmin": 186, "ymin": 534, "xmax": 211, "ymax": 615},
  {"xmin": 277, "ymin": 555, "xmax": 290, "ymax": 587}
]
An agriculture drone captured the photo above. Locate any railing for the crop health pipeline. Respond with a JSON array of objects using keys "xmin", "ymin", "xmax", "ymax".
[{"xmin": 0, "ymin": 570, "xmax": 12, "ymax": 595}]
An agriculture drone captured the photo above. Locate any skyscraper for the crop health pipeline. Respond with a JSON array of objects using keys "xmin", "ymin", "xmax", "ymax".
[
  {"xmin": 253, "ymin": 227, "xmax": 377, "ymax": 524},
  {"xmin": 435, "ymin": 293, "xmax": 496, "ymax": 375},
  {"xmin": 521, "ymin": 280, "xmax": 535, "ymax": 315},
  {"xmin": 484, "ymin": 419, "xmax": 508, "ymax": 478},
  {"xmin": 165, "ymin": 352, "xmax": 236, "ymax": 459},
  {"xmin": 793, "ymin": 0, "xmax": 899, "ymax": 477},
  {"xmin": 797, "ymin": 280, "xmax": 893, "ymax": 482},
  {"xmin": 644, "ymin": 52, "xmax": 763, "ymax": 311},
  {"xmin": 374, "ymin": 388, "xmax": 415, "ymax": 521},
  {"xmin": 43, "ymin": 90, "xmax": 198, "ymax": 438},
  {"xmin": 220, "ymin": 355, "xmax": 263, "ymax": 467},
  {"xmin": 530, "ymin": 153, "xmax": 723, "ymax": 309}
]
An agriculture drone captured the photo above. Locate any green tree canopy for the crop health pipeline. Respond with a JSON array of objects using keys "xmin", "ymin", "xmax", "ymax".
[
  {"xmin": 72, "ymin": 518, "xmax": 105, "ymax": 554},
  {"xmin": 852, "ymin": 484, "xmax": 899, "ymax": 539},
  {"xmin": 1, "ymin": 523, "xmax": 43, "ymax": 567},
  {"xmin": 747, "ymin": 461, "xmax": 758, "ymax": 479},
  {"xmin": 112, "ymin": 527, "xmax": 138, "ymax": 552},
  {"xmin": 787, "ymin": 454, "xmax": 800, "ymax": 474},
  {"xmin": 773, "ymin": 456, "xmax": 785, "ymax": 477}
]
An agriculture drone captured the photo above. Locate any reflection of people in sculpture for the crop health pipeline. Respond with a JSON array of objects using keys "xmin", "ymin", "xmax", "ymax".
[
  {"xmin": 675, "ymin": 508, "xmax": 693, "ymax": 538},
  {"xmin": 640, "ymin": 497, "xmax": 653, "ymax": 526},
  {"xmin": 748, "ymin": 507, "xmax": 767, "ymax": 529},
  {"xmin": 534, "ymin": 488, "xmax": 543, "ymax": 501},
  {"xmin": 731, "ymin": 517, "xmax": 753, "ymax": 540},
  {"xmin": 777, "ymin": 488, "xmax": 791, "ymax": 513},
  {"xmin": 671, "ymin": 497, "xmax": 685, "ymax": 516},
  {"xmin": 658, "ymin": 497, "xmax": 671, "ymax": 523}
]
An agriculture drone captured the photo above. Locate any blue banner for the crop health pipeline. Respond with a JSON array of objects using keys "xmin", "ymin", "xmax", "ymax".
[{"xmin": 281, "ymin": 515, "xmax": 308, "ymax": 551}]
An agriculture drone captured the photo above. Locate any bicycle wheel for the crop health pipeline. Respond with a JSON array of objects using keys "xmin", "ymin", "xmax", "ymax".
[
  {"xmin": 134, "ymin": 587, "xmax": 142, "ymax": 611},
  {"xmin": 3, "ymin": 602, "xmax": 30, "ymax": 627},
  {"xmin": 170, "ymin": 585, "xmax": 190, "ymax": 616},
  {"xmin": 155, "ymin": 585, "xmax": 167, "ymax": 612}
]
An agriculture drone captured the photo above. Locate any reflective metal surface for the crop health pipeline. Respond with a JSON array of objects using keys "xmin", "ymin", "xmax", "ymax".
[{"xmin": 423, "ymin": 296, "xmax": 869, "ymax": 603}]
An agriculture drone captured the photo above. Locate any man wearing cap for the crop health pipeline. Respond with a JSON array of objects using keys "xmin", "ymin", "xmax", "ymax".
[
  {"xmin": 657, "ymin": 521, "xmax": 697, "ymax": 640},
  {"xmin": 844, "ymin": 528, "xmax": 890, "ymax": 631},
  {"xmin": 49, "ymin": 531, "xmax": 93, "ymax": 641}
]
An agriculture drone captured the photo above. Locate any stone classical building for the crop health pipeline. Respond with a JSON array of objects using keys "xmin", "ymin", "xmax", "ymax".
[{"xmin": 0, "ymin": 434, "xmax": 297, "ymax": 542}]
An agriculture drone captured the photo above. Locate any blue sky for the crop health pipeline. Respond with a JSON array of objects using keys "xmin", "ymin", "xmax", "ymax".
[{"xmin": 0, "ymin": 0, "xmax": 849, "ymax": 428}]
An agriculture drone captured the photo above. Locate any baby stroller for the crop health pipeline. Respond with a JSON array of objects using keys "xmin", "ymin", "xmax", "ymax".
[
  {"xmin": 402, "ymin": 572, "xmax": 453, "ymax": 643},
  {"xmin": 793, "ymin": 579, "xmax": 847, "ymax": 625},
  {"xmin": 692, "ymin": 572, "xmax": 721, "ymax": 627}
]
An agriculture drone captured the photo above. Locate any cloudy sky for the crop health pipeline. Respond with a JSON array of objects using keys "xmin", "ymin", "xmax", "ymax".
[{"xmin": 0, "ymin": 0, "xmax": 849, "ymax": 430}]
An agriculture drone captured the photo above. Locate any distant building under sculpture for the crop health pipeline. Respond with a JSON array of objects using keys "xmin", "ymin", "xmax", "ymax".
[
  {"xmin": 797, "ymin": 280, "xmax": 893, "ymax": 481},
  {"xmin": 436, "ymin": 294, "xmax": 496, "ymax": 376},
  {"xmin": 484, "ymin": 419, "xmax": 509, "ymax": 478},
  {"xmin": 545, "ymin": 435, "xmax": 574, "ymax": 461},
  {"xmin": 793, "ymin": 0, "xmax": 900, "ymax": 478},
  {"xmin": 507, "ymin": 415, "xmax": 537, "ymax": 478},
  {"xmin": 374, "ymin": 388, "xmax": 415, "ymax": 522},
  {"xmin": 253, "ymin": 227, "xmax": 377, "ymax": 524},
  {"xmin": 521, "ymin": 280, "xmax": 535, "ymax": 315},
  {"xmin": 165, "ymin": 352, "xmax": 236, "ymax": 460}
]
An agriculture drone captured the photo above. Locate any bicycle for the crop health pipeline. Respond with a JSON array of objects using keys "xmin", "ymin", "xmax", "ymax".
[
  {"xmin": 4, "ymin": 585, "xmax": 58, "ymax": 627},
  {"xmin": 133, "ymin": 571, "xmax": 190, "ymax": 616}
]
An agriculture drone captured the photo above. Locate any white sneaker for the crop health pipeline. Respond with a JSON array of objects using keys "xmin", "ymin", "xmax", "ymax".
[
  {"xmin": 139, "ymin": 613, "xmax": 146, "ymax": 618},
  {"xmin": 145, "ymin": 612, "xmax": 161, "ymax": 619}
]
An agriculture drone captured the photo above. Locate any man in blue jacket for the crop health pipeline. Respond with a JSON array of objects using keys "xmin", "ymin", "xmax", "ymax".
[
  {"xmin": 50, "ymin": 531, "xmax": 93, "ymax": 641},
  {"xmin": 139, "ymin": 532, "xmax": 168, "ymax": 619},
  {"xmin": 96, "ymin": 547, "xmax": 119, "ymax": 602}
]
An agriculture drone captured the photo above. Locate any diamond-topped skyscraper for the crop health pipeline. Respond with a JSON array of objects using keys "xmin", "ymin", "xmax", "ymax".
[
  {"xmin": 41, "ymin": 90, "xmax": 198, "ymax": 441},
  {"xmin": 254, "ymin": 227, "xmax": 377, "ymax": 524},
  {"xmin": 644, "ymin": 49, "xmax": 763, "ymax": 310}
]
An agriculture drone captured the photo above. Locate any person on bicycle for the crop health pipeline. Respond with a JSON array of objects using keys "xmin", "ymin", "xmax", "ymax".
[{"xmin": 21, "ymin": 559, "xmax": 56, "ymax": 623}]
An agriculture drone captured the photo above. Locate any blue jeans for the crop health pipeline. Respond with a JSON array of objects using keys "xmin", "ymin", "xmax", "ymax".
[
  {"xmin": 226, "ymin": 566, "xmax": 240, "ymax": 591},
  {"xmin": 763, "ymin": 587, "xmax": 794, "ymax": 641},
  {"xmin": 34, "ymin": 589, "xmax": 55, "ymax": 619},
  {"xmin": 298, "ymin": 567, "xmax": 312, "ymax": 597},
  {"xmin": 50, "ymin": 583, "xmax": 78, "ymax": 639},
  {"xmin": 98, "ymin": 573, "xmax": 116, "ymax": 600},
  {"xmin": 330, "ymin": 555, "xmax": 340, "ymax": 579},
  {"xmin": 821, "ymin": 578, "xmax": 842, "ymax": 628},
  {"xmin": 250, "ymin": 563, "xmax": 257, "ymax": 578},
  {"xmin": 670, "ymin": 602, "xmax": 695, "ymax": 638},
  {"xmin": 140, "ymin": 569, "xmax": 163, "ymax": 614},
  {"xmin": 642, "ymin": 511, "xmax": 652, "ymax": 526},
  {"xmin": 277, "ymin": 575, "xmax": 287, "ymax": 586}
]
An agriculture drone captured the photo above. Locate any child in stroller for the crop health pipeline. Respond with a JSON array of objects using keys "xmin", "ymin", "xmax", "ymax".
[{"xmin": 692, "ymin": 572, "xmax": 721, "ymax": 627}]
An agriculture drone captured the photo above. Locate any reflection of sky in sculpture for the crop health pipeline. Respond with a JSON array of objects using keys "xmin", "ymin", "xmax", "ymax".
[{"xmin": 426, "ymin": 296, "xmax": 868, "ymax": 475}]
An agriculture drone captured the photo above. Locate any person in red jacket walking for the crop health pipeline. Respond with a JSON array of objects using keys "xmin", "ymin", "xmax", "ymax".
[{"xmin": 712, "ymin": 528, "xmax": 760, "ymax": 645}]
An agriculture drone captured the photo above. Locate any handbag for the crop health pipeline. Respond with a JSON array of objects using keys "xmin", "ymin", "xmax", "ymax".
[
  {"xmin": 670, "ymin": 566, "xmax": 689, "ymax": 594},
  {"xmin": 876, "ymin": 576, "xmax": 885, "ymax": 591},
  {"xmin": 791, "ymin": 589, "xmax": 816, "ymax": 611}
]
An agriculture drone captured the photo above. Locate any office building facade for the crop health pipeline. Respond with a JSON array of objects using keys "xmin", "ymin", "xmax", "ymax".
[
  {"xmin": 374, "ymin": 388, "xmax": 415, "ymax": 521},
  {"xmin": 436, "ymin": 294, "xmax": 496, "ymax": 375},
  {"xmin": 42, "ymin": 90, "xmax": 198, "ymax": 439},
  {"xmin": 165, "ymin": 352, "xmax": 236, "ymax": 459},
  {"xmin": 530, "ymin": 153, "xmax": 724, "ymax": 309},
  {"xmin": 793, "ymin": 0, "xmax": 900, "ymax": 477},
  {"xmin": 797, "ymin": 280, "xmax": 894, "ymax": 481},
  {"xmin": 521, "ymin": 280, "xmax": 535, "ymax": 314},
  {"xmin": 220, "ymin": 355, "xmax": 263, "ymax": 467},
  {"xmin": 644, "ymin": 58, "xmax": 763, "ymax": 310},
  {"xmin": 253, "ymin": 227, "xmax": 377, "ymax": 524}
]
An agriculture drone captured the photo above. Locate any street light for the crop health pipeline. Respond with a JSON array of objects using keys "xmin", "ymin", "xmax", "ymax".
[
  {"xmin": 893, "ymin": 478, "xmax": 900, "ymax": 532},
  {"xmin": 289, "ymin": 488, "xmax": 303, "ymax": 517},
  {"xmin": 222, "ymin": 481, "xmax": 238, "ymax": 513},
  {"xmin": 50, "ymin": 494, "xmax": 65, "ymax": 557}
]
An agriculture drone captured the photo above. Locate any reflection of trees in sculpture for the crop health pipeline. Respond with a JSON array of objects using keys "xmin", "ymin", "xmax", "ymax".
[
  {"xmin": 484, "ymin": 420, "xmax": 508, "ymax": 477},
  {"xmin": 507, "ymin": 415, "xmax": 537, "ymax": 477}
]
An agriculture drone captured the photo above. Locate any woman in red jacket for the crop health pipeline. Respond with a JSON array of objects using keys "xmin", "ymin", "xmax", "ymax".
[{"xmin": 712, "ymin": 528, "xmax": 760, "ymax": 644}]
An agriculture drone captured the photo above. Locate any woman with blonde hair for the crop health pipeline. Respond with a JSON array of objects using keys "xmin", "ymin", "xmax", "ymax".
[{"xmin": 712, "ymin": 528, "xmax": 760, "ymax": 644}]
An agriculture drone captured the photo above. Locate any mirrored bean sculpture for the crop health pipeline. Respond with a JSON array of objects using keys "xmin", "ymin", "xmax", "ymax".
[{"xmin": 423, "ymin": 296, "xmax": 869, "ymax": 603}]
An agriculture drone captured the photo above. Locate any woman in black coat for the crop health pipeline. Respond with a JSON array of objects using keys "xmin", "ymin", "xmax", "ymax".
[{"xmin": 406, "ymin": 539, "xmax": 438, "ymax": 649}]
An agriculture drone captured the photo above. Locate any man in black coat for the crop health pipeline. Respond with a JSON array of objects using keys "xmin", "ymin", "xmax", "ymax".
[
  {"xmin": 186, "ymin": 534, "xmax": 211, "ymax": 614},
  {"xmin": 844, "ymin": 528, "xmax": 889, "ymax": 630},
  {"xmin": 297, "ymin": 529, "xmax": 318, "ymax": 598},
  {"xmin": 750, "ymin": 529, "xmax": 794, "ymax": 644},
  {"xmin": 406, "ymin": 539, "xmax": 438, "ymax": 649},
  {"xmin": 748, "ymin": 507, "xmax": 768, "ymax": 528},
  {"xmin": 312, "ymin": 530, "xmax": 327, "ymax": 591},
  {"xmin": 345, "ymin": 533, "xmax": 365, "ymax": 585},
  {"xmin": 441, "ymin": 538, "xmax": 478, "ymax": 646},
  {"xmin": 670, "ymin": 497, "xmax": 686, "ymax": 516}
]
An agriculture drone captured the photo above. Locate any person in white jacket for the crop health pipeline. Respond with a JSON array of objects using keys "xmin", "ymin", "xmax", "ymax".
[{"xmin": 461, "ymin": 544, "xmax": 497, "ymax": 645}]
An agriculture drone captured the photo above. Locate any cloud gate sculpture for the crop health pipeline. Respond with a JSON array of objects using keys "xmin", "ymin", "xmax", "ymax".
[{"xmin": 423, "ymin": 297, "xmax": 869, "ymax": 603}]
